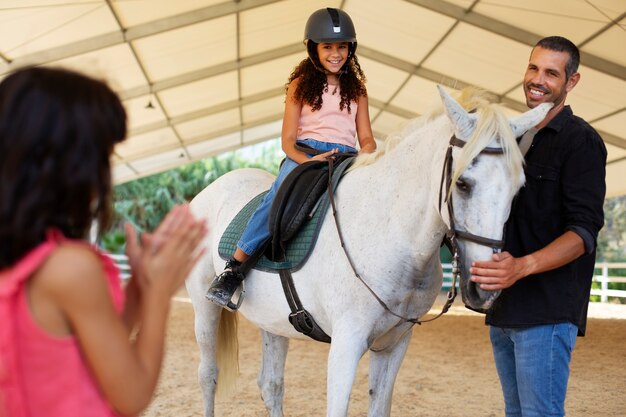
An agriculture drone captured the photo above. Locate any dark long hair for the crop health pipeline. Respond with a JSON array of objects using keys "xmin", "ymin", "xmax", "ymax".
[
  {"xmin": 286, "ymin": 42, "xmax": 367, "ymax": 113},
  {"xmin": 0, "ymin": 67, "xmax": 127, "ymax": 267}
]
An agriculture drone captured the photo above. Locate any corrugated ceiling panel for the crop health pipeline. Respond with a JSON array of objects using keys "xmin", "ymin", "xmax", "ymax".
[
  {"xmin": 123, "ymin": 95, "xmax": 167, "ymax": 131},
  {"xmin": 239, "ymin": 0, "xmax": 338, "ymax": 57},
  {"xmin": 113, "ymin": 0, "xmax": 223, "ymax": 27},
  {"xmin": 583, "ymin": 18, "xmax": 626, "ymax": 67},
  {"xmin": 241, "ymin": 95, "xmax": 285, "ymax": 124},
  {"xmin": 373, "ymin": 111, "xmax": 409, "ymax": 136},
  {"xmin": 0, "ymin": 2, "xmax": 117, "ymax": 58},
  {"xmin": 129, "ymin": 149, "xmax": 190, "ymax": 177},
  {"xmin": 158, "ymin": 71, "xmax": 239, "ymax": 117},
  {"xmin": 346, "ymin": 0, "xmax": 455, "ymax": 65},
  {"xmin": 556, "ymin": 66, "xmax": 626, "ymax": 121},
  {"xmin": 604, "ymin": 143, "xmax": 626, "ymax": 163},
  {"xmin": 391, "ymin": 76, "xmax": 445, "ymax": 116},
  {"xmin": 186, "ymin": 132, "xmax": 241, "ymax": 159},
  {"xmin": 112, "ymin": 163, "xmax": 137, "ymax": 185},
  {"xmin": 116, "ymin": 127, "xmax": 180, "ymax": 159},
  {"xmin": 606, "ymin": 159, "xmax": 626, "ymax": 198},
  {"xmin": 132, "ymin": 15, "xmax": 236, "ymax": 81},
  {"xmin": 48, "ymin": 43, "xmax": 146, "ymax": 92},
  {"xmin": 358, "ymin": 57, "xmax": 408, "ymax": 102},
  {"xmin": 593, "ymin": 111, "xmax": 626, "ymax": 144},
  {"xmin": 423, "ymin": 23, "xmax": 529, "ymax": 94},
  {"xmin": 240, "ymin": 52, "xmax": 305, "ymax": 97},
  {"xmin": 242, "ymin": 120, "xmax": 282, "ymax": 144},
  {"xmin": 473, "ymin": 0, "xmax": 622, "ymax": 43},
  {"xmin": 177, "ymin": 108, "xmax": 241, "ymax": 141}
]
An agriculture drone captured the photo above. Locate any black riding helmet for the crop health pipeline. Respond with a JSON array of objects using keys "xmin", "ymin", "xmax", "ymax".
[{"xmin": 304, "ymin": 8, "xmax": 357, "ymax": 72}]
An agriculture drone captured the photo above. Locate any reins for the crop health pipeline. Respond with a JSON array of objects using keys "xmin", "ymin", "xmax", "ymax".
[{"xmin": 324, "ymin": 134, "xmax": 505, "ymax": 326}]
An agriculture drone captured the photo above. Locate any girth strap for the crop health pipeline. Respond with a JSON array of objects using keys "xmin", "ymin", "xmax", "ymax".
[{"xmin": 279, "ymin": 269, "xmax": 331, "ymax": 343}]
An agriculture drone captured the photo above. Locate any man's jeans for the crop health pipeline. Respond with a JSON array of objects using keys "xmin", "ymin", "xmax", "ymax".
[
  {"xmin": 490, "ymin": 323, "xmax": 578, "ymax": 417},
  {"xmin": 237, "ymin": 139, "xmax": 356, "ymax": 255}
]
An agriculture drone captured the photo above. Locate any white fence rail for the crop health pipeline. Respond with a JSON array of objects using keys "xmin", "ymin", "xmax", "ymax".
[
  {"xmin": 442, "ymin": 262, "xmax": 626, "ymax": 303},
  {"xmin": 591, "ymin": 262, "xmax": 626, "ymax": 302},
  {"xmin": 106, "ymin": 255, "xmax": 625, "ymax": 303},
  {"xmin": 106, "ymin": 253, "xmax": 131, "ymax": 281}
]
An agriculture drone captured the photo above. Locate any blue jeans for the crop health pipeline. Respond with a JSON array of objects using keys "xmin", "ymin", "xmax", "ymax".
[
  {"xmin": 490, "ymin": 323, "xmax": 578, "ymax": 417},
  {"xmin": 236, "ymin": 139, "xmax": 356, "ymax": 255}
]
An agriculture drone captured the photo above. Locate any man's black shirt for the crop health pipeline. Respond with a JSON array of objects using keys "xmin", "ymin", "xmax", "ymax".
[{"xmin": 486, "ymin": 106, "xmax": 607, "ymax": 336}]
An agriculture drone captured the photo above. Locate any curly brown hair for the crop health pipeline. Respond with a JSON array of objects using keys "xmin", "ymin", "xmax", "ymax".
[{"xmin": 286, "ymin": 45, "xmax": 367, "ymax": 114}]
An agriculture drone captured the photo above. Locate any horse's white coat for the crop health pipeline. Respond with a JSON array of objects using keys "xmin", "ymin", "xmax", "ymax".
[{"xmin": 185, "ymin": 88, "xmax": 551, "ymax": 417}]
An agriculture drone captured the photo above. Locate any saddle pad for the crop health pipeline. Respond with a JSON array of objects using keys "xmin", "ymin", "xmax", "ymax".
[
  {"xmin": 218, "ymin": 157, "xmax": 354, "ymax": 272},
  {"xmin": 218, "ymin": 190, "xmax": 330, "ymax": 272}
]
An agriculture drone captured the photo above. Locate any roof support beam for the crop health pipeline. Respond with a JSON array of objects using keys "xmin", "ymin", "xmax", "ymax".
[
  {"xmin": 3, "ymin": 0, "xmax": 284, "ymax": 72},
  {"xmin": 119, "ymin": 112, "xmax": 283, "ymax": 162},
  {"xmin": 128, "ymin": 87, "xmax": 284, "ymax": 136},
  {"xmin": 119, "ymin": 43, "xmax": 302, "ymax": 100},
  {"xmin": 358, "ymin": 46, "xmax": 626, "ymax": 152},
  {"xmin": 122, "ymin": 42, "xmax": 626, "ymax": 153},
  {"xmin": 403, "ymin": 0, "xmax": 626, "ymax": 80}
]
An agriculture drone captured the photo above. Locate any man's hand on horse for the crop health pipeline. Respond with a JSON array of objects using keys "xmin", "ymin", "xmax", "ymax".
[{"xmin": 470, "ymin": 252, "xmax": 527, "ymax": 290}]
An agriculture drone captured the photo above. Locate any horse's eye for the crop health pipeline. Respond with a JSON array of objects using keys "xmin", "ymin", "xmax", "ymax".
[{"xmin": 456, "ymin": 179, "xmax": 470, "ymax": 193}]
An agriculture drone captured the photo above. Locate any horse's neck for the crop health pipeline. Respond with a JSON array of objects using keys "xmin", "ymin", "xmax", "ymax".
[{"xmin": 339, "ymin": 116, "xmax": 452, "ymax": 270}]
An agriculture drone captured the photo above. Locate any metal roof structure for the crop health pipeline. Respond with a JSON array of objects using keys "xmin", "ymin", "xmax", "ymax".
[{"xmin": 1, "ymin": 0, "xmax": 625, "ymax": 196}]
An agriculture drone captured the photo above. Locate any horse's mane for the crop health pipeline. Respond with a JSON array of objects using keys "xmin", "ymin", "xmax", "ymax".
[{"xmin": 351, "ymin": 87, "xmax": 523, "ymax": 189}]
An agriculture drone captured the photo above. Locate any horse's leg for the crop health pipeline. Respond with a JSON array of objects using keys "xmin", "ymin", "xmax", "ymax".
[
  {"xmin": 190, "ymin": 300, "xmax": 222, "ymax": 416},
  {"xmin": 186, "ymin": 252, "xmax": 222, "ymax": 417},
  {"xmin": 367, "ymin": 327, "xmax": 414, "ymax": 417},
  {"xmin": 326, "ymin": 327, "xmax": 369, "ymax": 417},
  {"xmin": 257, "ymin": 330, "xmax": 289, "ymax": 417}
]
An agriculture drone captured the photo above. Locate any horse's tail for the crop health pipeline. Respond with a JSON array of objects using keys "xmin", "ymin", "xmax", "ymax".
[{"xmin": 215, "ymin": 308, "xmax": 239, "ymax": 398}]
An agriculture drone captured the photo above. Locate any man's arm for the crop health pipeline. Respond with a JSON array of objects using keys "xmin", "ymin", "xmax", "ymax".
[{"xmin": 470, "ymin": 230, "xmax": 585, "ymax": 291}]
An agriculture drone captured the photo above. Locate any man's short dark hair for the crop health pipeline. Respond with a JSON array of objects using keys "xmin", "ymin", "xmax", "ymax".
[{"xmin": 535, "ymin": 36, "xmax": 580, "ymax": 79}]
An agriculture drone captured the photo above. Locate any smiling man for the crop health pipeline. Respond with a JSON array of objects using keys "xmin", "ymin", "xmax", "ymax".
[{"xmin": 470, "ymin": 36, "xmax": 607, "ymax": 417}]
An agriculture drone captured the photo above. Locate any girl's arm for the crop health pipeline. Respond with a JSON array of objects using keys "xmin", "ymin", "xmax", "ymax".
[
  {"xmin": 121, "ymin": 276, "xmax": 140, "ymax": 334},
  {"xmin": 38, "ymin": 205, "xmax": 205, "ymax": 416},
  {"xmin": 355, "ymin": 94, "xmax": 376, "ymax": 154},
  {"xmin": 281, "ymin": 78, "xmax": 337, "ymax": 164}
]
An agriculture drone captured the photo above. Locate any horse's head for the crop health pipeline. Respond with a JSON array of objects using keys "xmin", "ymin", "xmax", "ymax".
[{"xmin": 438, "ymin": 86, "xmax": 552, "ymax": 311}]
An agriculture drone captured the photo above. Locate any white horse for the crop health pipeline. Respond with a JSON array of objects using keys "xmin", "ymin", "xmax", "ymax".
[{"xmin": 185, "ymin": 86, "xmax": 551, "ymax": 417}]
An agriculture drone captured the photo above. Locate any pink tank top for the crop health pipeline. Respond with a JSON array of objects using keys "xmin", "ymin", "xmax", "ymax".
[
  {"xmin": 297, "ymin": 87, "xmax": 358, "ymax": 147},
  {"xmin": 0, "ymin": 231, "xmax": 125, "ymax": 417}
]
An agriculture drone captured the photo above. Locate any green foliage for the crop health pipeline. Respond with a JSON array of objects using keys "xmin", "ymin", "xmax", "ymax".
[
  {"xmin": 597, "ymin": 195, "xmax": 626, "ymax": 262},
  {"xmin": 99, "ymin": 140, "xmax": 283, "ymax": 253}
]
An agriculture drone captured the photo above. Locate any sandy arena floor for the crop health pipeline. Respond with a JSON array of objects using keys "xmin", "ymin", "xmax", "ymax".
[{"xmin": 141, "ymin": 292, "xmax": 626, "ymax": 417}]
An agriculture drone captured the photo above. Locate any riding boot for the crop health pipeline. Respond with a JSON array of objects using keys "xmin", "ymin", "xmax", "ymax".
[{"xmin": 206, "ymin": 259, "xmax": 244, "ymax": 308}]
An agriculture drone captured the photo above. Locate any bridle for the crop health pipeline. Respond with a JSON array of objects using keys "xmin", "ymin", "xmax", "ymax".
[
  {"xmin": 439, "ymin": 135, "xmax": 504, "ymax": 253},
  {"xmin": 439, "ymin": 135, "xmax": 507, "ymax": 254},
  {"xmin": 329, "ymin": 135, "xmax": 507, "ymax": 325},
  {"xmin": 435, "ymin": 135, "xmax": 506, "ymax": 315}
]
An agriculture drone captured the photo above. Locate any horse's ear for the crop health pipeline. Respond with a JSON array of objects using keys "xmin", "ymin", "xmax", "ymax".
[
  {"xmin": 437, "ymin": 85, "xmax": 477, "ymax": 141},
  {"xmin": 508, "ymin": 103, "xmax": 553, "ymax": 137}
]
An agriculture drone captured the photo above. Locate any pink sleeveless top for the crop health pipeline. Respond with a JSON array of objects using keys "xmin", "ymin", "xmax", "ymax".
[
  {"xmin": 297, "ymin": 87, "xmax": 358, "ymax": 147},
  {"xmin": 0, "ymin": 231, "xmax": 125, "ymax": 417}
]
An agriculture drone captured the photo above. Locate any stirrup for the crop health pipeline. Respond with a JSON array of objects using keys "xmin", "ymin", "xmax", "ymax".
[{"xmin": 225, "ymin": 282, "xmax": 245, "ymax": 312}]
